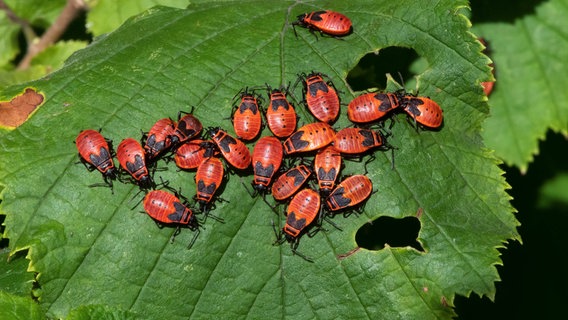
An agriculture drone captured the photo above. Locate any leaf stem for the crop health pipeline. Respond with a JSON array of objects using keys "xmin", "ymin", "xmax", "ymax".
[
  {"xmin": 0, "ymin": 0, "xmax": 37, "ymax": 42},
  {"xmin": 16, "ymin": 0, "xmax": 87, "ymax": 70}
]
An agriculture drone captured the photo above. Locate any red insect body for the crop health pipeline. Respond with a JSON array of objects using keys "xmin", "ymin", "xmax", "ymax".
[
  {"xmin": 233, "ymin": 90, "xmax": 262, "ymax": 141},
  {"xmin": 400, "ymin": 96, "xmax": 443, "ymax": 129},
  {"xmin": 284, "ymin": 188, "xmax": 321, "ymax": 238},
  {"xmin": 195, "ymin": 156, "xmax": 224, "ymax": 210},
  {"xmin": 75, "ymin": 129, "xmax": 117, "ymax": 184},
  {"xmin": 171, "ymin": 113, "xmax": 202, "ymax": 145},
  {"xmin": 251, "ymin": 136, "xmax": 283, "ymax": 192},
  {"xmin": 271, "ymin": 165, "xmax": 312, "ymax": 201},
  {"xmin": 481, "ymin": 78, "xmax": 495, "ymax": 96},
  {"xmin": 117, "ymin": 138, "xmax": 153, "ymax": 188},
  {"xmin": 174, "ymin": 139, "xmax": 216, "ymax": 170},
  {"xmin": 266, "ymin": 88, "xmax": 297, "ymax": 138},
  {"xmin": 314, "ymin": 145, "xmax": 342, "ymax": 195},
  {"xmin": 479, "ymin": 37, "xmax": 496, "ymax": 96},
  {"xmin": 300, "ymin": 72, "xmax": 340, "ymax": 124},
  {"xmin": 283, "ymin": 122, "xmax": 336, "ymax": 155},
  {"xmin": 347, "ymin": 92, "xmax": 400, "ymax": 123},
  {"xmin": 333, "ymin": 127, "xmax": 386, "ymax": 155},
  {"xmin": 209, "ymin": 127, "xmax": 251, "ymax": 170},
  {"xmin": 325, "ymin": 175, "xmax": 373, "ymax": 212},
  {"xmin": 143, "ymin": 190, "xmax": 200, "ymax": 248},
  {"xmin": 144, "ymin": 118, "xmax": 176, "ymax": 160},
  {"xmin": 293, "ymin": 10, "xmax": 353, "ymax": 37},
  {"xmin": 144, "ymin": 190, "xmax": 197, "ymax": 226}
]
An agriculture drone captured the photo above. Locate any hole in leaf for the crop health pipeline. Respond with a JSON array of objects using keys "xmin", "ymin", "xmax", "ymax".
[
  {"xmin": 346, "ymin": 46, "xmax": 421, "ymax": 91},
  {"xmin": 355, "ymin": 216, "xmax": 424, "ymax": 252},
  {"xmin": 0, "ymin": 208, "xmax": 7, "ymax": 248}
]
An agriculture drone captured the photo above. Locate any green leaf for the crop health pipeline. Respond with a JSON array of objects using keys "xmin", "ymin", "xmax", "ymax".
[
  {"xmin": 31, "ymin": 40, "xmax": 88, "ymax": 70},
  {"xmin": 66, "ymin": 305, "xmax": 137, "ymax": 320},
  {"xmin": 0, "ymin": 41, "xmax": 88, "ymax": 90},
  {"xmin": 538, "ymin": 173, "xmax": 568, "ymax": 209},
  {"xmin": 0, "ymin": 67, "xmax": 47, "ymax": 90},
  {"xmin": 0, "ymin": 291, "xmax": 44, "ymax": 320},
  {"xmin": 86, "ymin": 0, "xmax": 188, "ymax": 36},
  {"xmin": 0, "ymin": 1, "xmax": 519, "ymax": 318},
  {"xmin": 0, "ymin": 250, "xmax": 35, "ymax": 296},
  {"xmin": 477, "ymin": 0, "xmax": 568, "ymax": 172}
]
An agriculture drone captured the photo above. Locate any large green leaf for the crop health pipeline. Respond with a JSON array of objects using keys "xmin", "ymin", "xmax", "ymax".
[
  {"xmin": 0, "ymin": 251, "xmax": 35, "ymax": 296},
  {"xmin": 0, "ymin": 1, "xmax": 519, "ymax": 318},
  {"xmin": 477, "ymin": 0, "xmax": 568, "ymax": 172},
  {"xmin": 0, "ymin": 291, "xmax": 44, "ymax": 320}
]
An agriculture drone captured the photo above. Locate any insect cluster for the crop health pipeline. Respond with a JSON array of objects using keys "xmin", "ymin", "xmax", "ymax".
[{"xmin": 74, "ymin": 10, "xmax": 443, "ymax": 262}]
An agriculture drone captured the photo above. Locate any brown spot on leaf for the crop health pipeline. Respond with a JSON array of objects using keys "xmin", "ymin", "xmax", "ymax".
[{"xmin": 0, "ymin": 88, "xmax": 45, "ymax": 128}]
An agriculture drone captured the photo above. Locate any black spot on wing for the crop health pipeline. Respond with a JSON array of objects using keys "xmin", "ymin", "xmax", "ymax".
[
  {"xmin": 254, "ymin": 162, "xmax": 275, "ymax": 178},
  {"xmin": 287, "ymin": 211, "xmax": 307, "ymax": 230}
]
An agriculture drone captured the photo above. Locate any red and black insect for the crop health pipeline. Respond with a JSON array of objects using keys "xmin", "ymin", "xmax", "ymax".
[
  {"xmin": 399, "ymin": 95, "xmax": 443, "ymax": 129},
  {"xmin": 117, "ymin": 138, "xmax": 154, "ymax": 189},
  {"xmin": 143, "ymin": 118, "xmax": 176, "ymax": 160},
  {"xmin": 251, "ymin": 136, "xmax": 283, "ymax": 192},
  {"xmin": 75, "ymin": 129, "xmax": 117, "ymax": 188},
  {"xmin": 479, "ymin": 37, "xmax": 496, "ymax": 96},
  {"xmin": 271, "ymin": 165, "xmax": 312, "ymax": 201},
  {"xmin": 233, "ymin": 89, "xmax": 262, "ymax": 141},
  {"xmin": 274, "ymin": 188, "xmax": 321, "ymax": 262},
  {"xmin": 293, "ymin": 10, "xmax": 353, "ymax": 38},
  {"xmin": 298, "ymin": 72, "xmax": 340, "ymax": 124},
  {"xmin": 314, "ymin": 145, "xmax": 342, "ymax": 195},
  {"xmin": 174, "ymin": 139, "xmax": 217, "ymax": 170},
  {"xmin": 195, "ymin": 156, "xmax": 225, "ymax": 212},
  {"xmin": 347, "ymin": 92, "xmax": 401, "ymax": 124},
  {"xmin": 325, "ymin": 175, "xmax": 373, "ymax": 214},
  {"xmin": 171, "ymin": 112, "xmax": 203, "ymax": 146},
  {"xmin": 208, "ymin": 127, "xmax": 251, "ymax": 170},
  {"xmin": 143, "ymin": 190, "xmax": 200, "ymax": 248},
  {"xmin": 333, "ymin": 127, "xmax": 388, "ymax": 155},
  {"xmin": 265, "ymin": 85, "xmax": 297, "ymax": 138},
  {"xmin": 283, "ymin": 122, "xmax": 336, "ymax": 155}
]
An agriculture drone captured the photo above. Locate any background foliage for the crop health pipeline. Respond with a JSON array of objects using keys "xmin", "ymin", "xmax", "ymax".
[{"xmin": 1, "ymin": 0, "xmax": 567, "ymax": 319}]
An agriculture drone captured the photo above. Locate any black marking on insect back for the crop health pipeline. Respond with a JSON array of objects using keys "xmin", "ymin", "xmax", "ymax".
[
  {"xmin": 310, "ymin": 11, "xmax": 327, "ymax": 21},
  {"xmin": 217, "ymin": 134, "xmax": 237, "ymax": 153},
  {"xmin": 288, "ymin": 169, "xmax": 308, "ymax": 186},
  {"xmin": 404, "ymin": 97, "xmax": 424, "ymax": 116},
  {"xmin": 197, "ymin": 180, "xmax": 217, "ymax": 196},
  {"xmin": 271, "ymin": 98, "xmax": 289, "ymax": 111},
  {"xmin": 329, "ymin": 187, "xmax": 352, "ymax": 208},
  {"xmin": 146, "ymin": 134, "xmax": 157, "ymax": 148},
  {"xmin": 126, "ymin": 154, "xmax": 145, "ymax": 173},
  {"xmin": 374, "ymin": 93, "xmax": 395, "ymax": 112},
  {"xmin": 287, "ymin": 211, "xmax": 307, "ymax": 230},
  {"xmin": 177, "ymin": 120, "xmax": 198, "ymax": 138},
  {"xmin": 239, "ymin": 100, "xmax": 259, "ymax": 114},
  {"xmin": 288, "ymin": 131, "xmax": 309, "ymax": 150},
  {"xmin": 358, "ymin": 130, "xmax": 376, "ymax": 147},
  {"xmin": 308, "ymin": 81, "xmax": 329, "ymax": 97},
  {"xmin": 254, "ymin": 162, "xmax": 275, "ymax": 178},
  {"xmin": 90, "ymin": 147, "xmax": 112, "ymax": 169},
  {"xmin": 167, "ymin": 202, "xmax": 186, "ymax": 222},
  {"xmin": 146, "ymin": 134, "xmax": 167, "ymax": 154},
  {"xmin": 317, "ymin": 167, "xmax": 337, "ymax": 181}
]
